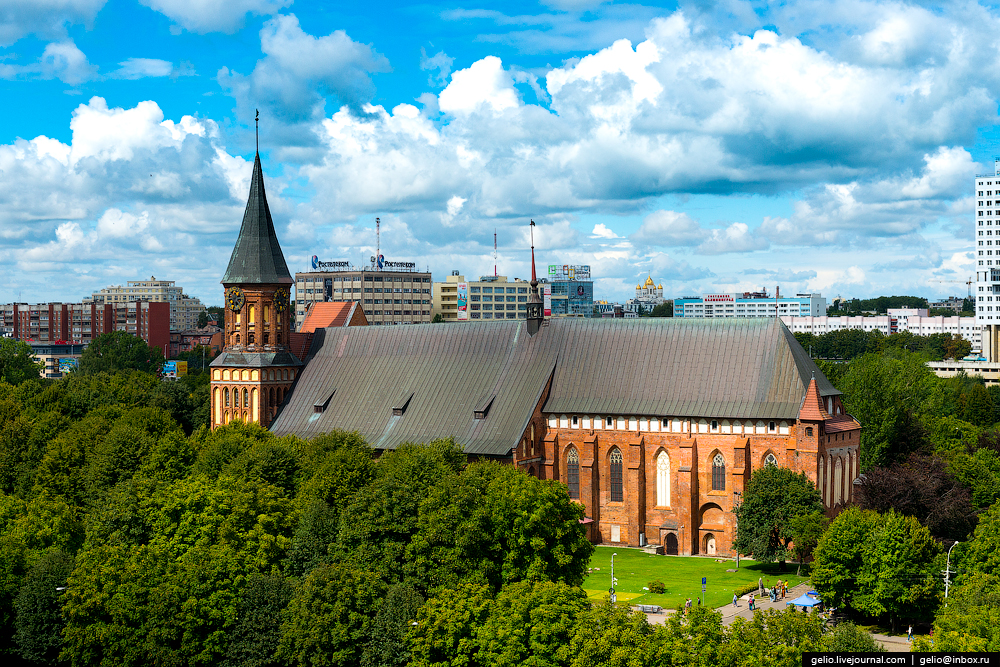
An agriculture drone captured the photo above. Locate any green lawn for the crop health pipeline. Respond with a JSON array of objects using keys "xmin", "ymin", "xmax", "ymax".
[{"xmin": 583, "ymin": 546, "xmax": 810, "ymax": 609}]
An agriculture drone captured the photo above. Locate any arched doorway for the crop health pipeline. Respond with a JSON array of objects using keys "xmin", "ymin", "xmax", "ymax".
[
  {"xmin": 703, "ymin": 533, "xmax": 717, "ymax": 555},
  {"xmin": 665, "ymin": 533, "xmax": 678, "ymax": 555}
]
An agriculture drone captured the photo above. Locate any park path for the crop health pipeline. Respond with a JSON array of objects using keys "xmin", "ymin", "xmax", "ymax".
[{"xmin": 640, "ymin": 581, "xmax": 909, "ymax": 653}]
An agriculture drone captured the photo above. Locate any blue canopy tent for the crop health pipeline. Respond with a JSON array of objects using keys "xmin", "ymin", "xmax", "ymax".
[{"xmin": 787, "ymin": 593, "xmax": 822, "ymax": 607}]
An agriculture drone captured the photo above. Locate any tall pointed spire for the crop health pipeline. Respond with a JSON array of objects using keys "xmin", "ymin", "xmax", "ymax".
[
  {"xmin": 221, "ymin": 150, "xmax": 293, "ymax": 285},
  {"xmin": 526, "ymin": 220, "xmax": 544, "ymax": 335}
]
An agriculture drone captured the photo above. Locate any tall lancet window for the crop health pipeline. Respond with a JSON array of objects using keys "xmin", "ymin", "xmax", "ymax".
[
  {"xmin": 656, "ymin": 451, "xmax": 670, "ymax": 507},
  {"xmin": 566, "ymin": 448, "xmax": 580, "ymax": 499},
  {"xmin": 712, "ymin": 453, "xmax": 726, "ymax": 491},
  {"xmin": 609, "ymin": 448, "xmax": 623, "ymax": 502}
]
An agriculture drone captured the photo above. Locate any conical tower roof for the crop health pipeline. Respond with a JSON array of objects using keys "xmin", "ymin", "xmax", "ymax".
[
  {"xmin": 222, "ymin": 153, "xmax": 293, "ymax": 285},
  {"xmin": 798, "ymin": 375, "xmax": 831, "ymax": 421}
]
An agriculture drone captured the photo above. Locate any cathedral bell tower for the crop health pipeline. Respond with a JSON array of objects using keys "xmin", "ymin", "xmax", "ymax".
[{"xmin": 210, "ymin": 133, "xmax": 302, "ymax": 429}]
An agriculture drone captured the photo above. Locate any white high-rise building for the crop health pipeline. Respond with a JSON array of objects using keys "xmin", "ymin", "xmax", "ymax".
[{"xmin": 975, "ymin": 162, "xmax": 1000, "ymax": 359}]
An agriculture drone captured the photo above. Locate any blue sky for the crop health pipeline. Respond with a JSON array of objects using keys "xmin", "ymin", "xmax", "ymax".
[{"xmin": 0, "ymin": 0, "xmax": 996, "ymax": 306}]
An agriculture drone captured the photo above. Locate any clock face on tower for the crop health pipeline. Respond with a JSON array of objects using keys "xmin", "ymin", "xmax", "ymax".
[
  {"xmin": 273, "ymin": 288, "xmax": 290, "ymax": 313},
  {"xmin": 226, "ymin": 287, "xmax": 246, "ymax": 311}
]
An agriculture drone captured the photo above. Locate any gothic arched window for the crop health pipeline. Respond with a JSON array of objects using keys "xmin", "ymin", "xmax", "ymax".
[
  {"xmin": 567, "ymin": 448, "xmax": 580, "ymax": 499},
  {"xmin": 764, "ymin": 453, "xmax": 778, "ymax": 467},
  {"xmin": 609, "ymin": 448, "xmax": 623, "ymax": 502},
  {"xmin": 656, "ymin": 450, "xmax": 670, "ymax": 507},
  {"xmin": 712, "ymin": 453, "xmax": 726, "ymax": 491}
]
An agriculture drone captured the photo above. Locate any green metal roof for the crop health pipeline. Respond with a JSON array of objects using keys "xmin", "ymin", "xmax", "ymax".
[
  {"xmin": 270, "ymin": 317, "xmax": 839, "ymax": 456},
  {"xmin": 221, "ymin": 153, "xmax": 293, "ymax": 286}
]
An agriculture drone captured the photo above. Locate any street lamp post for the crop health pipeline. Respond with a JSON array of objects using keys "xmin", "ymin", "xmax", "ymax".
[
  {"xmin": 944, "ymin": 541, "xmax": 960, "ymax": 598},
  {"xmin": 733, "ymin": 490, "xmax": 742, "ymax": 569},
  {"xmin": 611, "ymin": 552, "xmax": 618, "ymax": 603}
]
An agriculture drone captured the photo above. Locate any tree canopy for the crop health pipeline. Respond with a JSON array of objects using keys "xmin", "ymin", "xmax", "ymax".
[
  {"xmin": 733, "ymin": 466, "xmax": 822, "ymax": 564},
  {"xmin": 78, "ymin": 331, "xmax": 164, "ymax": 375}
]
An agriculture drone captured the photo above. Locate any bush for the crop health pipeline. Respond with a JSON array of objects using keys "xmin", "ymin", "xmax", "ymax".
[
  {"xmin": 733, "ymin": 583, "xmax": 758, "ymax": 598},
  {"xmin": 648, "ymin": 580, "xmax": 665, "ymax": 594}
]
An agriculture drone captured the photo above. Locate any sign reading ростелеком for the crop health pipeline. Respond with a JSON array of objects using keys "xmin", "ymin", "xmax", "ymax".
[{"xmin": 311, "ymin": 256, "xmax": 350, "ymax": 270}]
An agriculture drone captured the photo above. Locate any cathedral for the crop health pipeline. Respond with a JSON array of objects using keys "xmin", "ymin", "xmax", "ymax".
[
  {"xmin": 633, "ymin": 275, "xmax": 665, "ymax": 309},
  {"xmin": 209, "ymin": 152, "xmax": 302, "ymax": 427},
  {"xmin": 212, "ymin": 153, "xmax": 862, "ymax": 555}
]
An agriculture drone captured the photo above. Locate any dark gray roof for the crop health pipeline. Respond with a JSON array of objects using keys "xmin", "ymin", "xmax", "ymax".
[
  {"xmin": 270, "ymin": 317, "xmax": 838, "ymax": 456},
  {"xmin": 221, "ymin": 153, "xmax": 293, "ymax": 286},
  {"xmin": 210, "ymin": 350, "xmax": 303, "ymax": 368}
]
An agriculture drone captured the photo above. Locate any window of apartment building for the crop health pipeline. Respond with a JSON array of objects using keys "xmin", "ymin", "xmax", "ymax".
[{"xmin": 609, "ymin": 449, "xmax": 623, "ymax": 502}]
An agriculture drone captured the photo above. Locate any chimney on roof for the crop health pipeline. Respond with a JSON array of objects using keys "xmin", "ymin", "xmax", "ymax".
[{"xmin": 526, "ymin": 219, "xmax": 544, "ymax": 336}]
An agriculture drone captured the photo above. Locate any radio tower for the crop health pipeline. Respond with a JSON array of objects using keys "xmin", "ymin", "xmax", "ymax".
[
  {"xmin": 376, "ymin": 217, "xmax": 380, "ymax": 271},
  {"xmin": 494, "ymin": 229, "xmax": 498, "ymax": 277}
]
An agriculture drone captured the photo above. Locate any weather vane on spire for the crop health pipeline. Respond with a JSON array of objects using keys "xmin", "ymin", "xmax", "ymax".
[{"xmin": 255, "ymin": 109, "xmax": 259, "ymax": 153}]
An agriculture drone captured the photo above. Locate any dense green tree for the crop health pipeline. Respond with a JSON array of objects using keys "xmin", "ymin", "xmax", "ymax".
[
  {"xmin": 337, "ymin": 440, "xmax": 464, "ymax": 584},
  {"xmin": 917, "ymin": 572, "xmax": 1000, "ymax": 651},
  {"xmin": 812, "ymin": 507, "xmax": 880, "ymax": 609},
  {"xmin": 853, "ymin": 453, "xmax": 976, "ymax": 542},
  {"xmin": 0, "ymin": 339, "xmax": 43, "ymax": 385},
  {"xmin": 222, "ymin": 574, "xmax": 293, "ymax": 667},
  {"xmin": 276, "ymin": 564, "xmax": 387, "ymax": 667},
  {"xmin": 821, "ymin": 622, "xmax": 885, "ymax": 652},
  {"xmin": 78, "ymin": 331, "xmax": 164, "ymax": 376},
  {"xmin": 733, "ymin": 466, "xmax": 822, "ymax": 565},
  {"xmin": 406, "ymin": 462, "xmax": 593, "ymax": 592},
  {"xmin": 837, "ymin": 351, "xmax": 935, "ymax": 469},
  {"xmin": 648, "ymin": 302, "xmax": 672, "ymax": 317},
  {"xmin": 475, "ymin": 580, "xmax": 589, "ymax": 667},
  {"xmin": 197, "ymin": 311, "xmax": 210, "ymax": 328},
  {"xmin": 961, "ymin": 502, "xmax": 1000, "ymax": 578},
  {"xmin": 62, "ymin": 475, "xmax": 298, "ymax": 666},
  {"xmin": 360, "ymin": 584, "xmax": 424, "ymax": 667},
  {"xmin": 0, "ymin": 494, "xmax": 82, "ymax": 653},
  {"xmin": 785, "ymin": 511, "xmax": 827, "ymax": 575},
  {"xmin": 854, "ymin": 511, "xmax": 941, "ymax": 630},
  {"xmin": 813, "ymin": 507, "xmax": 942, "ymax": 629},
  {"xmin": 567, "ymin": 599, "xmax": 653, "ymax": 667},
  {"xmin": 722, "ymin": 608, "xmax": 825, "ymax": 667},
  {"xmin": 14, "ymin": 549, "xmax": 74, "ymax": 665},
  {"xmin": 408, "ymin": 583, "xmax": 493, "ymax": 667},
  {"xmin": 951, "ymin": 449, "xmax": 1000, "ymax": 509}
]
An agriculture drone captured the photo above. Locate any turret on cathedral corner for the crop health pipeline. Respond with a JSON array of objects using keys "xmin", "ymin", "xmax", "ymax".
[
  {"xmin": 210, "ymin": 135, "xmax": 302, "ymax": 429},
  {"xmin": 526, "ymin": 219, "xmax": 544, "ymax": 336}
]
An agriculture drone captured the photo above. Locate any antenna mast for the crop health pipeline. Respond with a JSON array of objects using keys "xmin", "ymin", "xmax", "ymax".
[
  {"xmin": 255, "ymin": 109, "xmax": 259, "ymax": 153},
  {"xmin": 376, "ymin": 217, "xmax": 380, "ymax": 271},
  {"xmin": 494, "ymin": 229, "xmax": 497, "ymax": 277}
]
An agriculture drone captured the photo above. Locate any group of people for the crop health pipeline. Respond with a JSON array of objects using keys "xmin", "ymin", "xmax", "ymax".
[
  {"xmin": 758, "ymin": 577, "xmax": 788, "ymax": 602},
  {"xmin": 731, "ymin": 577, "xmax": 791, "ymax": 610},
  {"xmin": 683, "ymin": 597, "xmax": 702, "ymax": 614}
]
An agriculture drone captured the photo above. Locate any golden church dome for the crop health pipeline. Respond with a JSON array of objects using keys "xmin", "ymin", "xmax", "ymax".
[{"xmin": 644, "ymin": 275, "xmax": 655, "ymax": 287}]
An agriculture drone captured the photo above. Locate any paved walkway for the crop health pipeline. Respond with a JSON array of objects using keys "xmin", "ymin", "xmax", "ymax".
[{"xmin": 636, "ymin": 583, "xmax": 911, "ymax": 653}]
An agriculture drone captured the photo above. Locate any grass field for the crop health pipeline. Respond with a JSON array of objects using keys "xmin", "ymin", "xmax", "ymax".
[{"xmin": 582, "ymin": 546, "xmax": 810, "ymax": 609}]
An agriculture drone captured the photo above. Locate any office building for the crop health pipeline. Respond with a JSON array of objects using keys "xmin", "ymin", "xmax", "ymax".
[
  {"xmin": 674, "ymin": 291, "xmax": 826, "ymax": 318},
  {"xmin": 295, "ymin": 263, "xmax": 431, "ymax": 327},
  {"xmin": 86, "ymin": 277, "xmax": 205, "ymax": 331},
  {"xmin": 974, "ymin": 162, "xmax": 1000, "ymax": 360},
  {"xmin": 432, "ymin": 273, "xmax": 534, "ymax": 321},
  {"xmin": 546, "ymin": 264, "xmax": 593, "ymax": 317}
]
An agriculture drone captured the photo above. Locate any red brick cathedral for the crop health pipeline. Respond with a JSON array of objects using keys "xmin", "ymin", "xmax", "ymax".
[
  {"xmin": 214, "ymin": 169, "xmax": 861, "ymax": 554},
  {"xmin": 210, "ymin": 152, "xmax": 302, "ymax": 428}
]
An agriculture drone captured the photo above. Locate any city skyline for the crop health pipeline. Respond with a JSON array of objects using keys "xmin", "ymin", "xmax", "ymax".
[{"xmin": 0, "ymin": 0, "xmax": 996, "ymax": 306}]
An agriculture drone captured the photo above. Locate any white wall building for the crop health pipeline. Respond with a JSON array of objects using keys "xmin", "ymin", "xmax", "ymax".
[
  {"xmin": 975, "ymin": 161, "xmax": 1000, "ymax": 360},
  {"xmin": 781, "ymin": 308, "xmax": 980, "ymax": 348}
]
